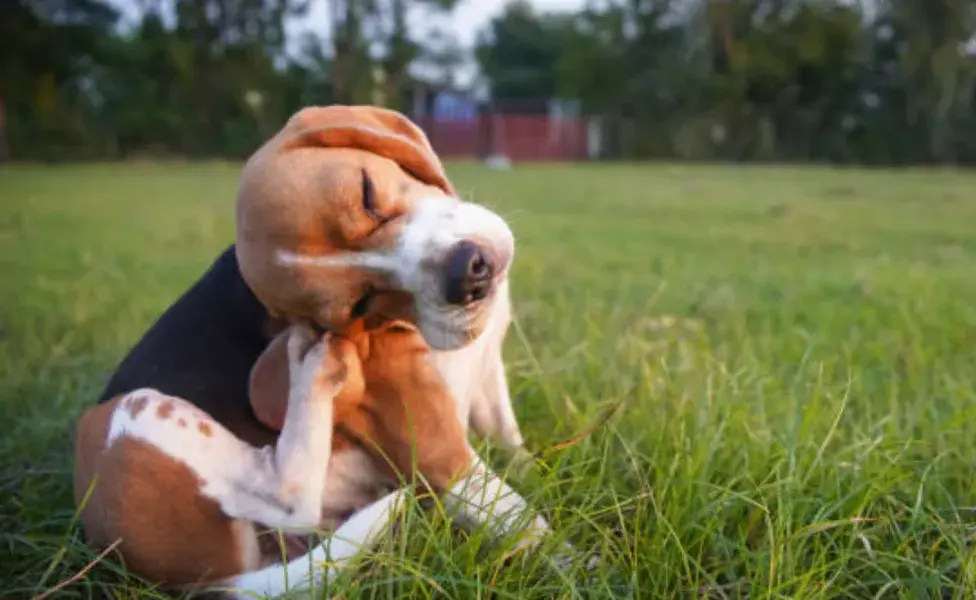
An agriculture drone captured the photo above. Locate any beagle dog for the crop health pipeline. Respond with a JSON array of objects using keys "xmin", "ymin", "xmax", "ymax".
[
  {"xmin": 234, "ymin": 106, "xmax": 524, "ymax": 448},
  {"xmin": 76, "ymin": 321, "xmax": 551, "ymax": 598},
  {"xmin": 74, "ymin": 106, "xmax": 565, "ymax": 598}
]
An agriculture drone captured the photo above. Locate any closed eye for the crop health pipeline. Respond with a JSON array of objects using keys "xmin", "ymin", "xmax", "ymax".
[
  {"xmin": 361, "ymin": 168, "xmax": 380, "ymax": 220},
  {"xmin": 350, "ymin": 288, "xmax": 374, "ymax": 319}
]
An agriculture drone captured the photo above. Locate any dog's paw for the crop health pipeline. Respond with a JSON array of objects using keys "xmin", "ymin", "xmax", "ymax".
[{"xmin": 287, "ymin": 326, "xmax": 348, "ymax": 401}]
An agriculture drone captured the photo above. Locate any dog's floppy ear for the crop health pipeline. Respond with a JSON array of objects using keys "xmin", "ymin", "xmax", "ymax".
[
  {"xmin": 249, "ymin": 329, "xmax": 290, "ymax": 431},
  {"xmin": 356, "ymin": 323, "xmax": 472, "ymax": 490},
  {"xmin": 236, "ymin": 104, "xmax": 457, "ymax": 329},
  {"xmin": 280, "ymin": 105, "xmax": 455, "ymax": 196},
  {"xmin": 249, "ymin": 321, "xmax": 373, "ymax": 433}
]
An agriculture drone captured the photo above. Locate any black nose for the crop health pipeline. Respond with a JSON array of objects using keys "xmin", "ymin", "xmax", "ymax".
[{"xmin": 443, "ymin": 241, "xmax": 495, "ymax": 305}]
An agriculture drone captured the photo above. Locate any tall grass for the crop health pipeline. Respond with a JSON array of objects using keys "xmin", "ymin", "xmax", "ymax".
[{"xmin": 2, "ymin": 162, "xmax": 976, "ymax": 598}]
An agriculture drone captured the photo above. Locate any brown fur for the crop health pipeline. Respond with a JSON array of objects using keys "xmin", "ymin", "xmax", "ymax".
[
  {"xmin": 250, "ymin": 320, "xmax": 472, "ymax": 490},
  {"xmin": 235, "ymin": 106, "xmax": 455, "ymax": 332},
  {"xmin": 73, "ymin": 398, "xmax": 257, "ymax": 587},
  {"xmin": 247, "ymin": 327, "xmax": 290, "ymax": 434},
  {"xmin": 74, "ymin": 106, "xmax": 474, "ymax": 590},
  {"xmin": 73, "ymin": 323, "xmax": 471, "ymax": 590}
]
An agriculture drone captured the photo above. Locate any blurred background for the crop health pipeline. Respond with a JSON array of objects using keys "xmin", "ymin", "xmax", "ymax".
[{"xmin": 3, "ymin": 0, "xmax": 976, "ymax": 166}]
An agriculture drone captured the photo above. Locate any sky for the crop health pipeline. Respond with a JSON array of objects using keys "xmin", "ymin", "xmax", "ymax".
[
  {"xmin": 293, "ymin": 0, "xmax": 588, "ymax": 85},
  {"xmin": 455, "ymin": 0, "xmax": 586, "ymax": 47},
  {"xmin": 297, "ymin": 0, "xmax": 588, "ymax": 49},
  {"xmin": 110, "ymin": 0, "xmax": 588, "ymax": 86}
]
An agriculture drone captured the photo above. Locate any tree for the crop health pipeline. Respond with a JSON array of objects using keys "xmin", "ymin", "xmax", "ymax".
[
  {"xmin": 882, "ymin": 0, "xmax": 976, "ymax": 163},
  {"xmin": 327, "ymin": 0, "xmax": 463, "ymax": 109},
  {"xmin": 0, "ymin": 0, "xmax": 121, "ymax": 159},
  {"xmin": 475, "ymin": 1, "xmax": 574, "ymax": 102},
  {"xmin": 4, "ymin": 0, "xmax": 976, "ymax": 165}
]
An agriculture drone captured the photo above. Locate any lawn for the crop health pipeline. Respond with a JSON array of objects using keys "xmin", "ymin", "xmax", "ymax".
[{"xmin": 3, "ymin": 161, "xmax": 976, "ymax": 599}]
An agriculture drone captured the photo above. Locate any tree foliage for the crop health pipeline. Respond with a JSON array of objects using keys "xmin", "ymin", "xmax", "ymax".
[
  {"xmin": 3, "ymin": 0, "xmax": 976, "ymax": 163},
  {"xmin": 477, "ymin": 0, "xmax": 976, "ymax": 164}
]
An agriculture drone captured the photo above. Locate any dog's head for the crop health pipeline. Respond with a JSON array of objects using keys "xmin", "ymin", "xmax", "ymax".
[
  {"xmin": 236, "ymin": 105, "xmax": 514, "ymax": 351},
  {"xmin": 249, "ymin": 320, "xmax": 472, "ymax": 490}
]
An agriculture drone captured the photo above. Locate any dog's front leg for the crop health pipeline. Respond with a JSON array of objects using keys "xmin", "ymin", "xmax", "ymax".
[
  {"xmin": 220, "ymin": 326, "xmax": 347, "ymax": 530},
  {"xmin": 442, "ymin": 454, "xmax": 551, "ymax": 550},
  {"xmin": 468, "ymin": 352, "xmax": 526, "ymax": 452},
  {"xmin": 441, "ymin": 453, "xmax": 592, "ymax": 572}
]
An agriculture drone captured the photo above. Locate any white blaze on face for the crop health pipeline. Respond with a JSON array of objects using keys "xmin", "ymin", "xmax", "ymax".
[
  {"xmin": 391, "ymin": 196, "xmax": 515, "ymax": 349},
  {"xmin": 275, "ymin": 195, "xmax": 516, "ymax": 351},
  {"xmin": 394, "ymin": 196, "xmax": 515, "ymax": 287}
]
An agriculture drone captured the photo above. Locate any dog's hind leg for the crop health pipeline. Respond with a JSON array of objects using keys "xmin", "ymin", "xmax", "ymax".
[
  {"xmin": 105, "ymin": 327, "xmax": 347, "ymax": 532},
  {"xmin": 222, "ymin": 489, "xmax": 410, "ymax": 599}
]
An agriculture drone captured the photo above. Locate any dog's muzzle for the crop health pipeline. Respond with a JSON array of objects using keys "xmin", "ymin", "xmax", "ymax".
[{"xmin": 442, "ymin": 241, "xmax": 495, "ymax": 306}]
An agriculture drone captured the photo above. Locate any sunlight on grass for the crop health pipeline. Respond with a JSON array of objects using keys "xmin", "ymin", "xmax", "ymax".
[{"xmin": 2, "ymin": 162, "xmax": 976, "ymax": 598}]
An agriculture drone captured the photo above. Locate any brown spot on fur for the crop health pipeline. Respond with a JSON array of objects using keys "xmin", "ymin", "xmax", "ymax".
[
  {"xmin": 177, "ymin": 418, "xmax": 187, "ymax": 428},
  {"xmin": 198, "ymin": 422, "xmax": 213, "ymax": 437},
  {"xmin": 156, "ymin": 401, "xmax": 174, "ymax": 420},
  {"xmin": 125, "ymin": 395, "xmax": 148, "ymax": 419},
  {"xmin": 73, "ymin": 311, "xmax": 476, "ymax": 591},
  {"xmin": 73, "ymin": 404, "xmax": 255, "ymax": 586}
]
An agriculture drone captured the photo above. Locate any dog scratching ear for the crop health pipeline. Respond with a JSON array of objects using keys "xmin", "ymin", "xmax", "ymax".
[
  {"xmin": 284, "ymin": 105, "xmax": 456, "ymax": 197},
  {"xmin": 249, "ymin": 328, "xmax": 290, "ymax": 432}
]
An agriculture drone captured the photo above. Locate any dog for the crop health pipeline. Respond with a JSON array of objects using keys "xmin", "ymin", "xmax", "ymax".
[
  {"xmin": 234, "ymin": 106, "xmax": 525, "ymax": 448},
  {"xmin": 75, "ymin": 320, "xmax": 552, "ymax": 598},
  {"xmin": 73, "ymin": 106, "xmax": 568, "ymax": 598}
]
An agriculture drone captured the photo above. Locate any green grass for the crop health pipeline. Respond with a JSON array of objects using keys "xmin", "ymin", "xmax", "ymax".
[{"xmin": 3, "ymin": 161, "xmax": 976, "ymax": 599}]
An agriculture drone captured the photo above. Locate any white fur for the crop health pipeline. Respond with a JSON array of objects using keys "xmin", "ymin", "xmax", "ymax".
[
  {"xmin": 273, "ymin": 256, "xmax": 523, "ymax": 449},
  {"xmin": 104, "ymin": 196, "xmax": 555, "ymax": 598},
  {"xmin": 225, "ymin": 489, "xmax": 409, "ymax": 598},
  {"xmin": 224, "ymin": 455, "xmax": 555, "ymax": 600},
  {"xmin": 104, "ymin": 328, "xmax": 340, "ymax": 531},
  {"xmin": 427, "ymin": 278, "xmax": 524, "ymax": 449},
  {"xmin": 444, "ymin": 455, "xmax": 548, "ymax": 541},
  {"xmin": 275, "ymin": 195, "xmax": 516, "ymax": 351},
  {"xmin": 220, "ymin": 277, "xmax": 545, "ymax": 599},
  {"xmin": 319, "ymin": 449, "xmax": 391, "ymax": 526}
]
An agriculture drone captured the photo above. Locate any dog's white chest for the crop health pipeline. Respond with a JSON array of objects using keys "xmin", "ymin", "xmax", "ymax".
[
  {"xmin": 319, "ymin": 449, "xmax": 391, "ymax": 527},
  {"xmin": 426, "ymin": 279, "xmax": 512, "ymax": 428}
]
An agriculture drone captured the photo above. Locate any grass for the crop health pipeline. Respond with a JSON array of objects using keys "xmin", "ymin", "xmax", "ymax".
[{"xmin": 3, "ymin": 161, "xmax": 976, "ymax": 599}]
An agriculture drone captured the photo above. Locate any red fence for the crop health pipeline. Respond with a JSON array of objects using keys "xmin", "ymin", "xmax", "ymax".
[{"xmin": 413, "ymin": 114, "xmax": 590, "ymax": 162}]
